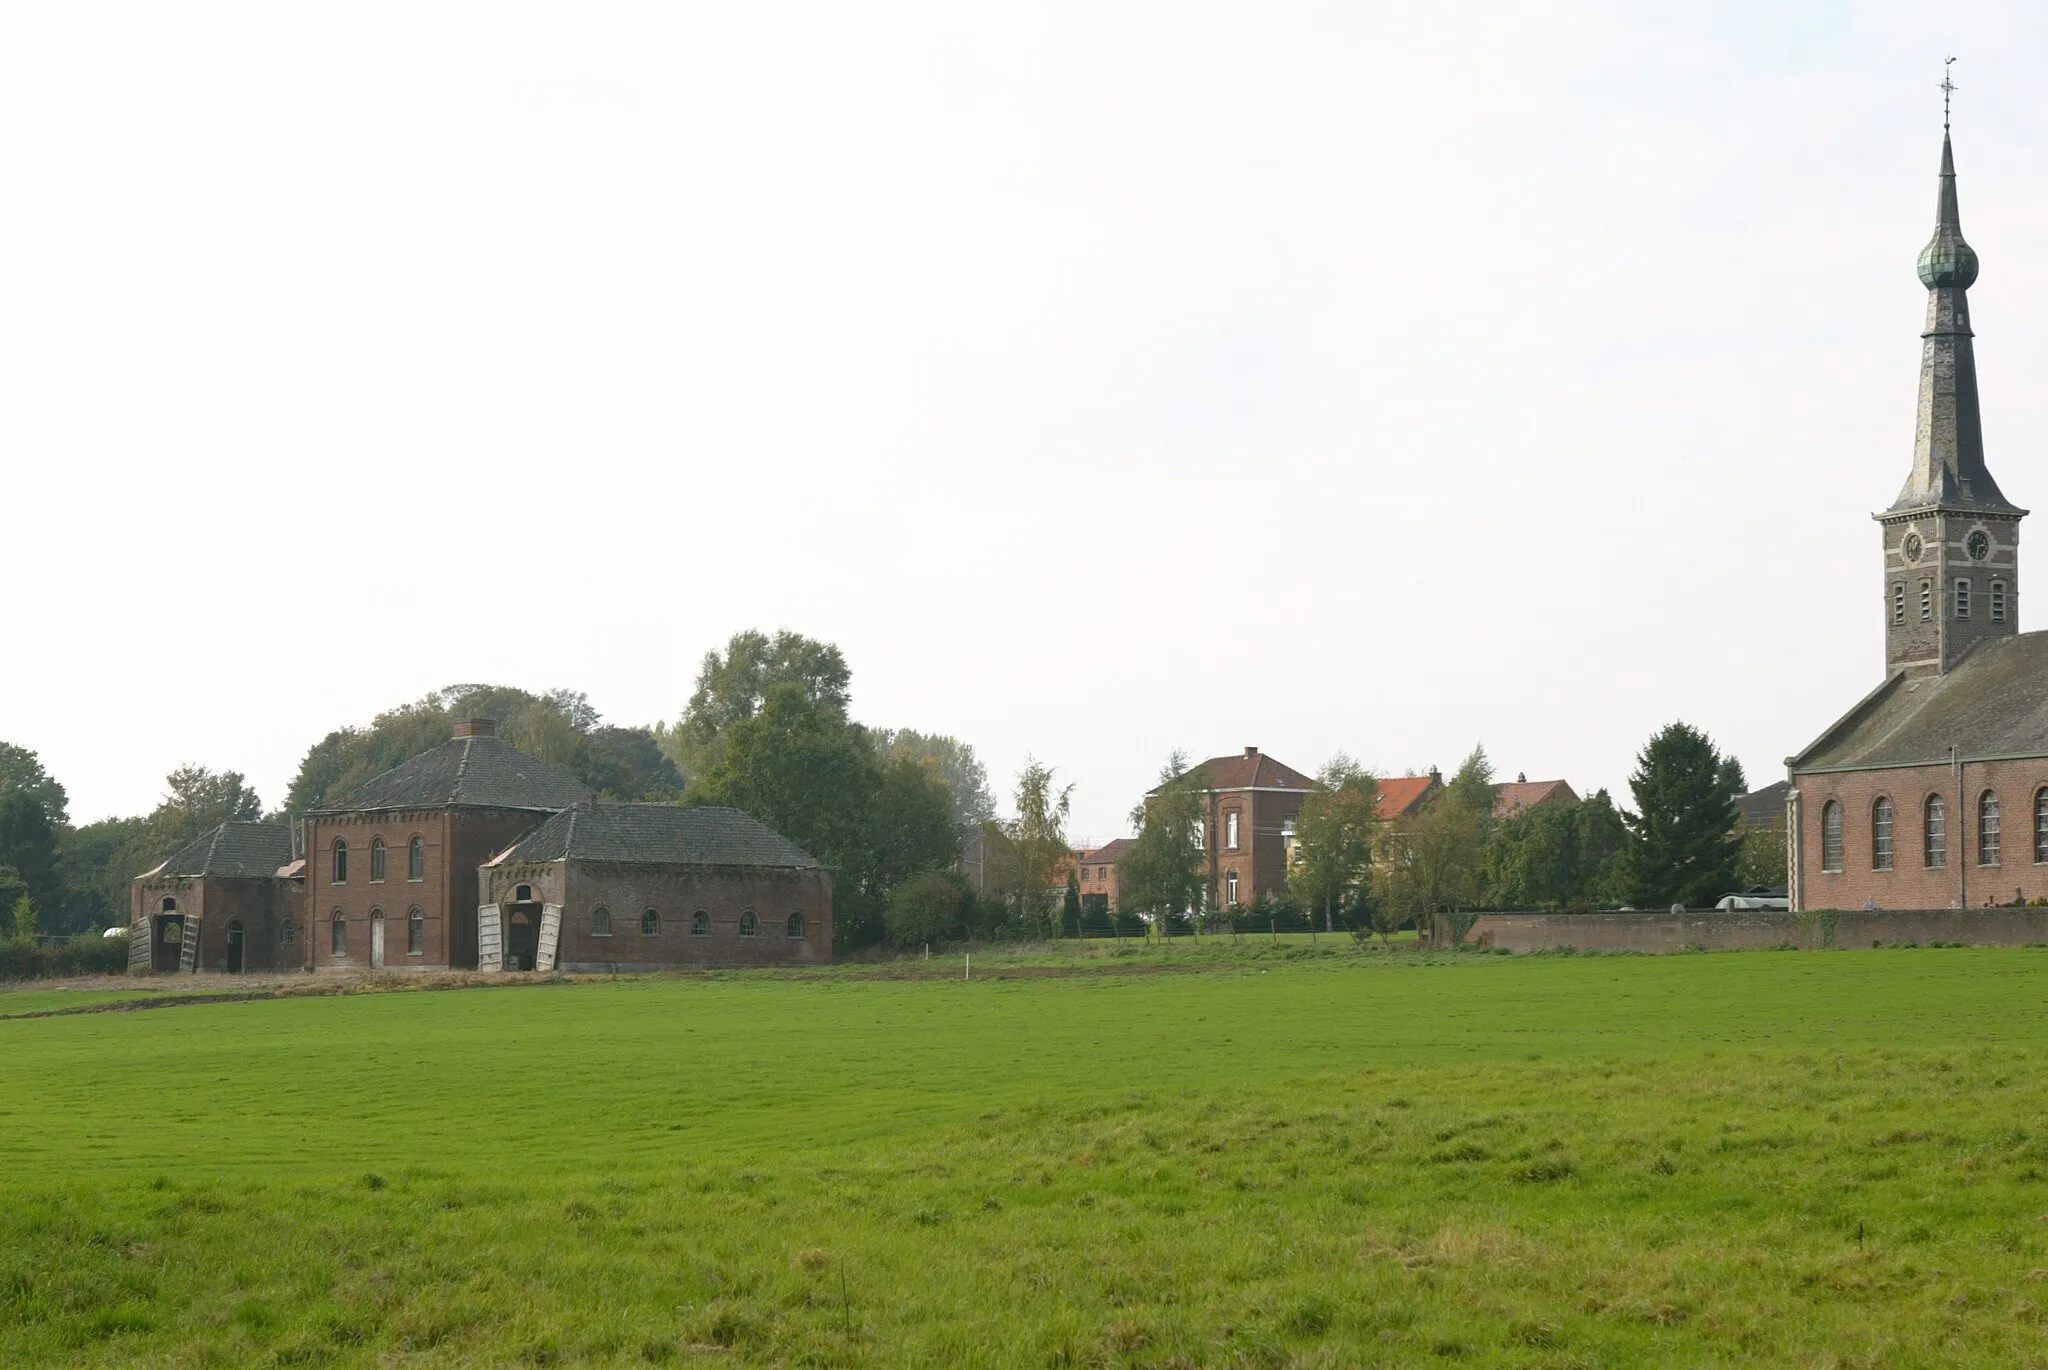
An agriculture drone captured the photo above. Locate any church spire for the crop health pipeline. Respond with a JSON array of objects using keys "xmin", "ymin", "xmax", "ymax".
[{"xmin": 1889, "ymin": 122, "xmax": 2015, "ymax": 513}]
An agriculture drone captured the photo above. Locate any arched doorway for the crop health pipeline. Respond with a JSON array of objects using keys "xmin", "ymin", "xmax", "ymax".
[
  {"xmin": 153, "ymin": 897, "xmax": 184, "ymax": 974},
  {"xmin": 225, "ymin": 920, "xmax": 245, "ymax": 974},
  {"xmin": 370, "ymin": 911, "xmax": 386, "ymax": 969}
]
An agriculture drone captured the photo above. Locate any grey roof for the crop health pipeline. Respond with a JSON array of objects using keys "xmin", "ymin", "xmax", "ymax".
[
  {"xmin": 487, "ymin": 804, "xmax": 820, "ymax": 869},
  {"xmin": 1733, "ymin": 780, "xmax": 1789, "ymax": 828},
  {"xmin": 1792, "ymin": 631, "xmax": 2048, "ymax": 771},
  {"xmin": 153, "ymin": 822, "xmax": 296, "ymax": 879},
  {"xmin": 1889, "ymin": 130, "xmax": 2021, "ymax": 517},
  {"xmin": 320, "ymin": 735, "xmax": 592, "ymax": 814}
]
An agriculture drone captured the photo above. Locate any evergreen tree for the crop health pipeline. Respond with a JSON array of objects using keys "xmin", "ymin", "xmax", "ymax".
[{"xmin": 1615, "ymin": 722, "xmax": 1742, "ymax": 909}]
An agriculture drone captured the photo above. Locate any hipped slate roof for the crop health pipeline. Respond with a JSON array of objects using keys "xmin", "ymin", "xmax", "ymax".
[
  {"xmin": 487, "ymin": 804, "xmax": 821, "ymax": 870},
  {"xmin": 321, "ymin": 735, "xmax": 592, "ymax": 814},
  {"xmin": 1734, "ymin": 780, "xmax": 1789, "ymax": 828},
  {"xmin": 151, "ymin": 822, "xmax": 296, "ymax": 879},
  {"xmin": 1793, "ymin": 631, "xmax": 2048, "ymax": 771}
]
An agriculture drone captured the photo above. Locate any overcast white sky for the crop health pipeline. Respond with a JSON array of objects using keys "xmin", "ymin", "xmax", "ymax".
[{"xmin": 6, "ymin": 2, "xmax": 2048, "ymax": 841}]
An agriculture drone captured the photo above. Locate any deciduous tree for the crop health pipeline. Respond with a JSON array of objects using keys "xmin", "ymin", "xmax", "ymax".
[
  {"xmin": 674, "ymin": 630, "xmax": 851, "ymax": 776},
  {"xmin": 0, "ymin": 743, "xmax": 68, "ymax": 826},
  {"xmin": 1288, "ymin": 754, "xmax": 1380, "ymax": 932},
  {"xmin": 1004, "ymin": 760, "xmax": 1074, "ymax": 939},
  {"xmin": 1119, "ymin": 753, "xmax": 1207, "ymax": 933}
]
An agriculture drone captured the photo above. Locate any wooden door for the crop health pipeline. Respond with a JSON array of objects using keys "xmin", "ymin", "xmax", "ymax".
[{"xmin": 370, "ymin": 914, "xmax": 385, "ymax": 969}]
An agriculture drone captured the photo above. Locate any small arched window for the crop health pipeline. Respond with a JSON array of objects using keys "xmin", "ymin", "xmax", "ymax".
[
  {"xmin": 591, "ymin": 906, "xmax": 613, "ymax": 937},
  {"xmin": 331, "ymin": 840, "xmax": 348, "ymax": 884},
  {"xmin": 691, "ymin": 910, "xmax": 709, "ymax": 937},
  {"xmin": 1956, "ymin": 578, "xmax": 1973, "ymax": 620},
  {"xmin": 787, "ymin": 911, "xmax": 805, "ymax": 939},
  {"xmin": 514, "ymin": 884, "xmax": 533, "ymax": 903},
  {"xmin": 160, "ymin": 896, "xmax": 177, "ymax": 913},
  {"xmin": 369, "ymin": 837, "xmax": 386, "ymax": 882},
  {"xmin": 1820, "ymin": 801, "xmax": 1843, "ymax": 873},
  {"xmin": 408, "ymin": 907, "xmax": 423, "ymax": 955},
  {"xmin": 641, "ymin": 909, "xmax": 660, "ymax": 936},
  {"xmin": 331, "ymin": 911, "xmax": 347, "ymax": 956},
  {"xmin": 1871, "ymin": 797, "xmax": 1894, "ymax": 871},
  {"xmin": 280, "ymin": 917, "xmax": 296, "ymax": 946},
  {"xmin": 2036, "ymin": 788, "xmax": 2048, "ymax": 865},
  {"xmin": 1925, "ymin": 795, "xmax": 1948, "ymax": 868},
  {"xmin": 1980, "ymin": 790, "xmax": 2002, "ymax": 866},
  {"xmin": 739, "ymin": 910, "xmax": 758, "ymax": 937},
  {"xmin": 408, "ymin": 835, "xmax": 425, "ymax": 881}
]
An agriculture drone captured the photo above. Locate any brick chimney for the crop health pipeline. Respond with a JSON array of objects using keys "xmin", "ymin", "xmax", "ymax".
[
  {"xmin": 1244, "ymin": 745, "xmax": 1259, "ymax": 757},
  {"xmin": 453, "ymin": 718, "xmax": 497, "ymax": 738}
]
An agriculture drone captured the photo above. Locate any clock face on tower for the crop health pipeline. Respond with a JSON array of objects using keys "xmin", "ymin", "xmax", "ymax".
[
  {"xmin": 1968, "ymin": 530, "xmax": 1991, "ymax": 560},
  {"xmin": 1903, "ymin": 532, "xmax": 1923, "ymax": 563}
]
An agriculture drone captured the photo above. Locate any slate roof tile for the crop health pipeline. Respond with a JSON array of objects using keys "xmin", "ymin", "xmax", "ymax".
[
  {"xmin": 487, "ymin": 804, "xmax": 820, "ymax": 869},
  {"xmin": 320, "ymin": 735, "xmax": 592, "ymax": 814},
  {"xmin": 153, "ymin": 822, "xmax": 297, "ymax": 879},
  {"xmin": 1794, "ymin": 632, "xmax": 2048, "ymax": 771}
]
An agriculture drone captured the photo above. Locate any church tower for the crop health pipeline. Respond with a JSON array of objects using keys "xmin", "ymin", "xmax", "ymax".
[{"xmin": 1877, "ymin": 120, "xmax": 2026, "ymax": 677}]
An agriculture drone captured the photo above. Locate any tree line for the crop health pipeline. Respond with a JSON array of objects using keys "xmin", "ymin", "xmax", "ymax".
[{"xmin": 1109, "ymin": 722, "xmax": 1780, "ymax": 939}]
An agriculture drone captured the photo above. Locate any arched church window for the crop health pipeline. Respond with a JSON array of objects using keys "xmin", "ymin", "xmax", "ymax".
[
  {"xmin": 1924, "ymin": 795, "xmax": 1947, "ymax": 868},
  {"xmin": 1871, "ymin": 798, "xmax": 1894, "ymax": 871},
  {"xmin": 369, "ymin": 838, "xmax": 386, "ymax": 882},
  {"xmin": 1979, "ymin": 791, "xmax": 2001, "ymax": 866},
  {"xmin": 331, "ymin": 840, "xmax": 347, "ymax": 884},
  {"xmin": 591, "ymin": 907, "xmax": 612, "ymax": 937},
  {"xmin": 408, "ymin": 908, "xmax": 423, "ymax": 955},
  {"xmin": 641, "ymin": 909, "xmax": 660, "ymax": 936},
  {"xmin": 691, "ymin": 910, "xmax": 709, "ymax": 936},
  {"xmin": 739, "ymin": 910, "xmax": 758, "ymax": 937},
  {"xmin": 787, "ymin": 912, "xmax": 805, "ymax": 938},
  {"xmin": 1820, "ymin": 802, "xmax": 1844, "ymax": 874},
  {"xmin": 331, "ymin": 911, "xmax": 347, "ymax": 956},
  {"xmin": 408, "ymin": 834, "xmax": 425, "ymax": 881},
  {"xmin": 281, "ymin": 917, "xmax": 296, "ymax": 946}
]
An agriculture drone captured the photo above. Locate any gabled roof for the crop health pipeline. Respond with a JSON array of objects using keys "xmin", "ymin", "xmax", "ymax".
[
  {"xmin": 1180, "ymin": 749, "xmax": 1315, "ymax": 793},
  {"xmin": 319, "ymin": 735, "xmax": 592, "ymax": 815},
  {"xmin": 1734, "ymin": 780, "xmax": 1789, "ymax": 828},
  {"xmin": 1493, "ymin": 779, "xmax": 1577, "ymax": 817},
  {"xmin": 1792, "ymin": 631, "xmax": 2048, "ymax": 771},
  {"xmin": 1375, "ymin": 774, "xmax": 1438, "ymax": 820},
  {"xmin": 147, "ymin": 822, "xmax": 296, "ymax": 880},
  {"xmin": 486, "ymin": 804, "xmax": 820, "ymax": 870},
  {"xmin": 1081, "ymin": 837, "xmax": 1137, "ymax": 865}
]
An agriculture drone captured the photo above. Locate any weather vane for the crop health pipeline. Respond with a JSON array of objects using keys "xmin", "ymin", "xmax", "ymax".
[{"xmin": 1942, "ymin": 56, "xmax": 1957, "ymax": 130}]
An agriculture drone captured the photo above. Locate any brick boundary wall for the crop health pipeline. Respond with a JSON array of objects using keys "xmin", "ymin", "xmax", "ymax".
[{"xmin": 1462, "ymin": 908, "xmax": 2048, "ymax": 953}]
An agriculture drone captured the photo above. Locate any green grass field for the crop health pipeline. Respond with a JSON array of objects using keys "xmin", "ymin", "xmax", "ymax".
[{"xmin": 7, "ymin": 945, "xmax": 2048, "ymax": 1366}]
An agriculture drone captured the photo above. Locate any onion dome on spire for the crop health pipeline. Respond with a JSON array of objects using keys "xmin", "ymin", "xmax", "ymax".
[{"xmin": 1916, "ymin": 132, "xmax": 1979, "ymax": 289}]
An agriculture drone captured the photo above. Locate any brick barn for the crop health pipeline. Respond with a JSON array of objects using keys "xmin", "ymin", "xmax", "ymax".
[
  {"xmin": 130, "ymin": 719, "xmax": 831, "ymax": 972},
  {"xmin": 1788, "ymin": 125, "xmax": 2048, "ymax": 913}
]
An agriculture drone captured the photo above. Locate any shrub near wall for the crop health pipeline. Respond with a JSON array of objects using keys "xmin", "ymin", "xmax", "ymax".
[{"xmin": 0, "ymin": 933, "xmax": 129, "ymax": 981}]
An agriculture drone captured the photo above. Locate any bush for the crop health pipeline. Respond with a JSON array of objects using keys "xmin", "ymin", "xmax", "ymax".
[
  {"xmin": 885, "ymin": 870, "xmax": 972, "ymax": 948},
  {"xmin": 0, "ymin": 930, "xmax": 129, "ymax": 980}
]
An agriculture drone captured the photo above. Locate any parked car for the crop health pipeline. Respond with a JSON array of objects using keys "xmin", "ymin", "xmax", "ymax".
[{"xmin": 1714, "ymin": 893, "xmax": 1790, "ymax": 911}]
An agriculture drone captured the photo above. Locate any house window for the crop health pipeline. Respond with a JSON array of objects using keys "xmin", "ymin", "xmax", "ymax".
[
  {"xmin": 1925, "ymin": 795, "xmax": 1947, "ymax": 868},
  {"xmin": 1956, "ymin": 578, "xmax": 1972, "ymax": 619},
  {"xmin": 160, "ymin": 896, "xmax": 177, "ymax": 913},
  {"xmin": 591, "ymin": 906, "xmax": 613, "ymax": 937},
  {"xmin": 408, "ymin": 835, "xmax": 425, "ymax": 881},
  {"xmin": 1920, "ymin": 580, "xmax": 1933, "ymax": 621},
  {"xmin": 1225, "ymin": 811, "xmax": 1240, "ymax": 850},
  {"xmin": 1871, "ymin": 797, "xmax": 1894, "ymax": 870},
  {"xmin": 280, "ymin": 917, "xmax": 296, "ymax": 946},
  {"xmin": 331, "ymin": 840, "xmax": 347, "ymax": 884},
  {"xmin": 1192, "ymin": 819, "xmax": 1205, "ymax": 851},
  {"xmin": 1979, "ymin": 791, "xmax": 2001, "ymax": 866},
  {"xmin": 331, "ymin": 912, "xmax": 347, "ymax": 956},
  {"xmin": 1993, "ymin": 581, "xmax": 2008, "ymax": 623},
  {"xmin": 1820, "ymin": 801, "xmax": 1843, "ymax": 873},
  {"xmin": 1225, "ymin": 870, "xmax": 1241, "ymax": 905},
  {"xmin": 641, "ymin": 909, "xmax": 660, "ymax": 936},
  {"xmin": 369, "ymin": 838, "xmax": 386, "ymax": 882},
  {"xmin": 407, "ymin": 908, "xmax": 423, "ymax": 955},
  {"xmin": 691, "ymin": 910, "xmax": 708, "ymax": 936},
  {"xmin": 514, "ymin": 884, "xmax": 532, "ymax": 903},
  {"xmin": 787, "ymin": 912, "xmax": 805, "ymax": 938},
  {"xmin": 740, "ymin": 910, "xmax": 759, "ymax": 937},
  {"xmin": 1892, "ymin": 583, "xmax": 1905, "ymax": 623}
]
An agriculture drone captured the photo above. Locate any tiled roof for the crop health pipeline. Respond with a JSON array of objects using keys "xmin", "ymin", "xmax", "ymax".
[
  {"xmin": 1734, "ymin": 780, "xmax": 1789, "ymax": 828},
  {"xmin": 1176, "ymin": 750, "xmax": 1316, "ymax": 793},
  {"xmin": 1375, "ymin": 775, "xmax": 1438, "ymax": 820},
  {"xmin": 1794, "ymin": 632, "xmax": 2048, "ymax": 771},
  {"xmin": 1494, "ymin": 779, "xmax": 1578, "ymax": 817},
  {"xmin": 1081, "ymin": 837, "xmax": 1137, "ymax": 865},
  {"xmin": 320, "ymin": 735, "xmax": 591, "ymax": 814},
  {"xmin": 486, "ymin": 804, "xmax": 820, "ymax": 869},
  {"xmin": 152, "ymin": 822, "xmax": 296, "ymax": 879}
]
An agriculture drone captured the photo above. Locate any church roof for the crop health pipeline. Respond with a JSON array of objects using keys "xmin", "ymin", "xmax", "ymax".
[
  {"xmin": 486, "ymin": 803, "xmax": 821, "ymax": 869},
  {"xmin": 319, "ymin": 734, "xmax": 592, "ymax": 815},
  {"xmin": 147, "ymin": 822, "xmax": 296, "ymax": 880},
  {"xmin": 1791, "ymin": 631, "xmax": 2048, "ymax": 772}
]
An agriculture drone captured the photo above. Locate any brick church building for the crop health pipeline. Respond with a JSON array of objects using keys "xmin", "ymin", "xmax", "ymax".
[
  {"xmin": 131, "ymin": 720, "xmax": 832, "ymax": 972},
  {"xmin": 1788, "ymin": 123, "xmax": 2048, "ymax": 912}
]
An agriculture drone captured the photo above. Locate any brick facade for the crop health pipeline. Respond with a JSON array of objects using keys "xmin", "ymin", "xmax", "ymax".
[{"xmin": 130, "ymin": 873, "xmax": 304, "ymax": 973}]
